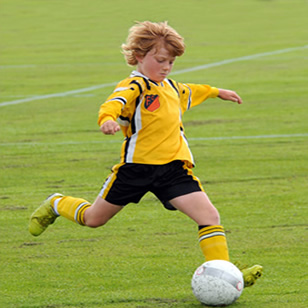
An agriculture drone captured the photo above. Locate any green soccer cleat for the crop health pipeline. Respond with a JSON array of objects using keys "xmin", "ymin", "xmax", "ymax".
[
  {"xmin": 29, "ymin": 193, "xmax": 63, "ymax": 236},
  {"xmin": 241, "ymin": 264, "xmax": 263, "ymax": 288}
]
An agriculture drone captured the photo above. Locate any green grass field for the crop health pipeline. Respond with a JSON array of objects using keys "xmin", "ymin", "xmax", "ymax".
[{"xmin": 1, "ymin": 0, "xmax": 307, "ymax": 307}]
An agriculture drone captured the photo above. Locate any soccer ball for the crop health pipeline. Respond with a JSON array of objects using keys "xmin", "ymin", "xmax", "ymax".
[{"xmin": 191, "ymin": 260, "xmax": 244, "ymax": 307}]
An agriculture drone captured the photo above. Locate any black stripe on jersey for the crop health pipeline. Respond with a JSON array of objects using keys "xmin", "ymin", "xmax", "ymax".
[
  {"xmin": 186, "ymin": 85, "xmax": 192, "ymax": 110},
  {"xmin": 142, "ymin": 77, "xmax": 151, "ymax": 90},
  {"xmin": 131, "ymin": 101, "xmax": 138, "ymax": 134},
  {"xmin": 125, "ymin": 78, "xmax": 145, "ymax": 161},
  {"xmin": 180, "ymin": 125, "xmax": 187, "ymax": 136},
  {"xmin": 148, "ymin": 79, "xmax": 158, "ymax": 87},
  {"xmin": 123, "ymin": 137, "xmax": 131, "ymax": 163},
  {"xmin": 180, "ymin": 126, "xmax": 189, "ymax": 143},
  {"xmin": 119, "ymin": 115, "xmax": 130, "ymax": 123},
  {"xmin": 129, "ymin": 80, "xmax": 143, "ymax": 95},
  {"xmin": 129, "ymin": 80, "xmax": 143, "ymax": 135},
  {"xmin": 124, "ymin": 81, "xmax": 145, "ymax": 161},
  {"xmin": 167, "ymin": 79, "xmax": 180, "ymax": 97}
]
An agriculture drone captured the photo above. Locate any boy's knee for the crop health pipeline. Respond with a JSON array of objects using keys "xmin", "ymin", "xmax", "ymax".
[
  {"xmin": 84, "ymin": 217, "xmax": 108, "ymax": 228},
  {"xmin": 207, "ymin": 207, "xmax": 220, "ymax": 225}
]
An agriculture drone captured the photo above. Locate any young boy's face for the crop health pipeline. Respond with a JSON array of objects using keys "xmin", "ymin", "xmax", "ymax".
[{"xmin": 136, "ymin": 46, "xmax": 175, "ymax": 82}]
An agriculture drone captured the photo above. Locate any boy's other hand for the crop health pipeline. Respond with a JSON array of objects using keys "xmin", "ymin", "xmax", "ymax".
[
  {"xmin": 218, "ymin": 89, "xmax": 243, "ymax": 104},
  {"xmin": 100, "ymin": 120, "xmax": 120, "ymax": 135}
]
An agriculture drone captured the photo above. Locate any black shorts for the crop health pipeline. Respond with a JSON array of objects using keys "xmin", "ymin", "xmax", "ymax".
[{"xmin": 99, "ymin": 160, "xmax": 203, "ymax": 210}]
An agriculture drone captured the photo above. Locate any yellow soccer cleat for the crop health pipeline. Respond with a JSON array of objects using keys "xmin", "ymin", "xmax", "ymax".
[
  {"xmin": 241, "ymin": 264, "xmax": 263, "ymax": 288},
  {"xmin": 29, "ymin": 193, "xmax": 62, "ymax": 236}
]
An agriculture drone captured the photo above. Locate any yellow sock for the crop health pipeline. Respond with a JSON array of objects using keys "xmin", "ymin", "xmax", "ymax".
[
  {"xmin": 51, "ymin": 196, "xmax": 91, "ymax": 225},
  {"xmin": 198, "ymin": 225, "xmax": 230, "ymax": 261}
]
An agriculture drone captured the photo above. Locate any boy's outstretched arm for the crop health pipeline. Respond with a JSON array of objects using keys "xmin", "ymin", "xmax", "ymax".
[
  {"xmin": 218, "ymin": 88, "xmax": 243, "ymax": 104},
  {"xmin": 100, "ymin": 120, "xmax": 120, "ymax": 135}
]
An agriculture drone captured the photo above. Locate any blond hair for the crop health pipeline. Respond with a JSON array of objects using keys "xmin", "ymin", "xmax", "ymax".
[{"xmin": 122, "ymin": 21, "xmax": 185, "ymax": 66}]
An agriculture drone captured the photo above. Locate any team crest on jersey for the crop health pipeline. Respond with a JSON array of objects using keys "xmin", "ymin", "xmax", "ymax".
[{"xmin": 144, "ymin": 95, "xmax": 160, "ymax": 112}]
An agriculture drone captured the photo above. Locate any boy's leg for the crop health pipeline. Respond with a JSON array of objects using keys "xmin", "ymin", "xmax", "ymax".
[
  {"xmin": 29, "ymin": 194, "xmax": 123, "ymax": 236},
  {"xmin": 53, "ymin": 195, "xmax": 91, "ymax": 225},
  {"xmin": 198, "ymin": 225, "xmax": 230, "ymax": 261},
  {"xmin": 170, "ymin": 191, "xmax": 229, "ymax": 261},
  {"xmin": 169, "ymin": 191, "xmax": 263, "ymax": 287},
  {"xmin": 83, "ymin": 195, "xmax": 123, "ymax": 227}
]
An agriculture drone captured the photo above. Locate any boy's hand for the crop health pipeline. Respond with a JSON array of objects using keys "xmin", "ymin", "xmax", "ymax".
[
  {"xmin": 218, "ymin": 89, "xmax": 243, "ymax": 104},
  {"xmin": 100, "ymin": 120, "xmax": 120, "ymax": 135}
]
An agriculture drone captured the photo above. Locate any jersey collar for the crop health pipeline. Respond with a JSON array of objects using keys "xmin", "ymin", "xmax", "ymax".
[{"xmin": 130, "ymin": 70, "xmax": 165, "ymax": 87}]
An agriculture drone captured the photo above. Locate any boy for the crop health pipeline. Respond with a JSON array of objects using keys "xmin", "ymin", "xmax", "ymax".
[{"xmin": 29, "ymin": 21, "xmax": 262, "ymax": 287}]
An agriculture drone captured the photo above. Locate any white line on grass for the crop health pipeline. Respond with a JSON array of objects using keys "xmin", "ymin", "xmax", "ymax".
[
  {"xmin": 0, "ymin": 82, "xmax": 118, "ymax": 107},
  {"xmin": 189, "ymin": 133, "xmax": 308, "ymax": 141},
  {"xmin": 1, "ymin": 133, "xmax": 307, "ymax": 147},
  {"xmin": 1, "ymin": 45, "xmax": 307, "ymax": 108},
  {"xmin": 170, "ymin": 45, "xmax": 308, "ymax": 75}
]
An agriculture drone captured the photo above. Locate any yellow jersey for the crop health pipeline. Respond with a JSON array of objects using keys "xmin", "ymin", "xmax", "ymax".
[{"xmin": 98, "ymin": 71, "xmax": 219, "ymax": 167}]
